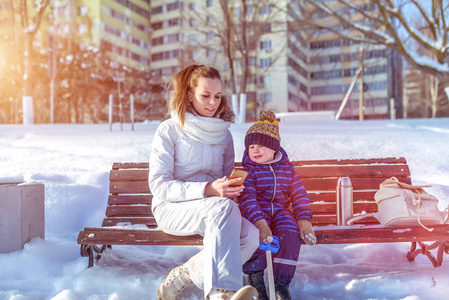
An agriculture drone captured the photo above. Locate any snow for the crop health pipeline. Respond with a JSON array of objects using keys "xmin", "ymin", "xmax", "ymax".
[{"xmin": 1, "ymin": 118, "xmax": 449, "ymax": 300}]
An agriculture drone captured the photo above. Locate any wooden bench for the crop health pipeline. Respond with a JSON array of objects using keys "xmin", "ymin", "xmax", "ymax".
[{"xmin": 77, "ymin": 157, "xmax": 449, "ymax": 268}]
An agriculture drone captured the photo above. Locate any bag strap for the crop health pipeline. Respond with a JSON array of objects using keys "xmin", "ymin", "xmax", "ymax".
[
  {"xmin": 411, "ymin": 189, "xmax": 434, "ymax": 232},
  {"xmin": 442, "ymin": 206, "xmax": 449, "ymax": 224},
  {"xmin": 347, "ymin": 212, "xmax": 378, "ymax": 226},
  {"xmin": 385, "ymin": 177, "xmax": 432, "ymax": 190}
]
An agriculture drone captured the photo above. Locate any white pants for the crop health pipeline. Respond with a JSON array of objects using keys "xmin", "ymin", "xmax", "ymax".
[{"xmin": 153, "ymin": 197, "xmax": 259, "ymax": 299}]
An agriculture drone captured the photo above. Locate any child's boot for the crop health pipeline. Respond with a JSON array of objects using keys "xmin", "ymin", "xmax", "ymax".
[
  {"xmin": 247, "ymin": 271, "xmax": 268, "ymax": 300},
  {"xmin": 274, "ymin": 282, "xmax": 291, "ymax": 300}
]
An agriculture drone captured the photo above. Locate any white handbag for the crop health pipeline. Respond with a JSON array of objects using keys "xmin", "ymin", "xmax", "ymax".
[{"xmin": 348, "ymin": 177, "xmax": 448, "ymax": 231}]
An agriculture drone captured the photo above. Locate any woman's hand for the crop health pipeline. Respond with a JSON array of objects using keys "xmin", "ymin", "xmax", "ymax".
[{"xmin": 204, "ymin": 176, "xmax": 244, "ymax": 198}]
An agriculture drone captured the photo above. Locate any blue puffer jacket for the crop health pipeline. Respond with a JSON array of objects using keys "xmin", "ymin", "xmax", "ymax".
[{"xmin": 238, "ymin": 147, "xmax": 312, "ymax": 225}]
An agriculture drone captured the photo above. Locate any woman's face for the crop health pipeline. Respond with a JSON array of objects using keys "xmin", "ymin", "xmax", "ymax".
[{"xmin": 189, "ymin": 77, "xmax": 222, "ymax": 118}]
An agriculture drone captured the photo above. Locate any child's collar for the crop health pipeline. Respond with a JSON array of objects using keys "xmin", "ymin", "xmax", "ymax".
[{"xmin": 260, "ymin": 151, "xmax": 282, "ymax": 165}]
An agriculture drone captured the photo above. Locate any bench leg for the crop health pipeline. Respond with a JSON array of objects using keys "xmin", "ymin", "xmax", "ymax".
[
  {"xmin": 80, "ymin": 244, "xmax": 112, "ymax": 268},
  {"xmin": 407, "ymin": 241, "xmax": 449, "ymax": 267}
]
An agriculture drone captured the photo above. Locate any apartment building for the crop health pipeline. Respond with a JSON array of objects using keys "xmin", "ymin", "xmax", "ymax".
[
  {"xmin": 1, "ymin": 0, "xmax": 402, "ymax": 122},
  {"xmin": 149, "ymin": 0, "xmax": 402, "ymax": 120},
  {"xmin": 149, "ymin": 0, "xmax": 309, "ymax": 121},
  {"xmin": 50, "ymin": 0, "xmax": 151, "ymax": 72},
  {"xmin": 307, "ymin": 1, "xmax": 403, "ymax": 119}
]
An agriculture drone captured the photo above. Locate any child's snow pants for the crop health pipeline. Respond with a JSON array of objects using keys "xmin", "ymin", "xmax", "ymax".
[{"xmin": 243, "ymin": 208, "xmax": 301, "ymax": 284}]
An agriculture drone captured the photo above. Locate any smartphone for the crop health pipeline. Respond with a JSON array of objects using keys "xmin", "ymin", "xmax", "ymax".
[{"xmin": 229, "ymin": 169, "xmax": 248, "ymax": 187}]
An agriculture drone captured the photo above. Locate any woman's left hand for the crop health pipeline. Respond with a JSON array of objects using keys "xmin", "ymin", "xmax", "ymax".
[{"xmin": 204, "ymin": 176, "xmax": 244, "ymax": 198}]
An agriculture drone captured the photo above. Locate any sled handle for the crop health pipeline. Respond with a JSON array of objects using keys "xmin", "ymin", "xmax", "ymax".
[{"xmin": 258, "ymin": 236, "xmax": 280, "ymax": 254}]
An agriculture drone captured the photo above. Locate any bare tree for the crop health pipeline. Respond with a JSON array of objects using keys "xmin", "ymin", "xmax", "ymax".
[
  {"xmin": 299, "ymin": 0, "xmax": 449, "ymax": 82},
  {"xmin": 181, "ymin": 0, "xmax": 288, "ymax": 95},
  {"xmin": 296, "ymin": 0, "xmax": 449, "ymax": 117},
  {"xmin": 18, "ymin": 0, "xmax": 50, "ymax": 124}
]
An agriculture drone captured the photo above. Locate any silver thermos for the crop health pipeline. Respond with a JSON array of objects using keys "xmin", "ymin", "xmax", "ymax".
[{"xmin": 336, "ymin": 176, "xmax": 354, "ymax": 225}]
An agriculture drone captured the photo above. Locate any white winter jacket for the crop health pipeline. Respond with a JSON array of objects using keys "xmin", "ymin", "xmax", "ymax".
[{"xmin": 149, "ymin": 117, "xmax": 235, "ymax": 213}]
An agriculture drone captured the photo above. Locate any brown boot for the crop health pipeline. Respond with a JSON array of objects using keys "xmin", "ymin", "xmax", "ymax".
[
  {"xmin": 208, "ymin": 285, "xmax": 258, "ymax": 300},
  {"xmin": 157, "ymin": 265, "xmax": 193, "ymax": 300}
]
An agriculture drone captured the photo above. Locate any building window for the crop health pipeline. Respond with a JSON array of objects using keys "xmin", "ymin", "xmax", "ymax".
[
  {"xmin": 78, "ymin": 24, "xmax": 88, "ymax": 34},
  {"xmin": 260, "ymin": 58, "xmax": 272, "ymax": 67},
  {"xmin": 206, "ymin": 0, "xmax": 213, "ymax": 8},
  {"xmin": 260, "ymin": 6, "xmax": 271, "ymax": 15},
  {"xmin": 151, "ymin": 6, "xmax": 163, "ymax": 15},
  {"xmin": 207, "ymin": 32, "xmax": 213, "ymax": 40},
  {"xmin": 189, "ymin": 3, "xmax": 196, "ymax": 10},
  {"xmin": 168, "ymin": 18, "xmax": 181, "ymax": 27},
  {"xmin": 167, "ymin": 2, "xmax": 181, "ymax": 12},
  {"xmin": 249, "ymin": 56, "xmax": 256, "ymax": 66},
  {"xmin": 152, "ymin": 22, "xmax": 163, "ymax": 30},
  {"xmin": 258, "ymin": 75, "xmax": 271, "ymax": 88},
  {"xmin": 260, "ymin": 40, "xmax": 272, "ymax": 52},
  {"xmin": 247, "ymin": 5, "xmax": 255, "ymax": 15},
  {"xmin": 260, "ymin": 93, "xmax": 272, "ymax": 102},
  {"xmin": 207, "ymin": 49, "xmax": 214, "ymax": 57},
  {"xmin": 79, "ymin": 6, "xmax": 88, "ymax": 16},
  {"xmin": 190, "ymin": 18, "xmax": 196, "ymax": 27},
  {"xmin": 233, "ymin": 7, "xmax": 240, "ymax": 17}
]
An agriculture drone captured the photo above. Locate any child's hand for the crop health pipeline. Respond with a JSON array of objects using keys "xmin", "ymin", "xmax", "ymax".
[
  {"xmin": 298, "ymin": 220, "xmax": 316, "ymax": 245},
  {"xmin": 254, "ymin": 219, "xmax": 272, "ymax": 243}
]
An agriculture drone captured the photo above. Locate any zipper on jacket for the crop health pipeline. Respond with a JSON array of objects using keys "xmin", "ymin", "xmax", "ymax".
[{"xmin": 269, "ymin": 164, "xmax": 276, "ymax": 216}]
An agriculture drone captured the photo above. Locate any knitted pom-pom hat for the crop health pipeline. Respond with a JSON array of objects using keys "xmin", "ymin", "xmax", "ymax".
[{"xmin": 245, "ymin": 111, "xmax": 280, "ymax": 152}]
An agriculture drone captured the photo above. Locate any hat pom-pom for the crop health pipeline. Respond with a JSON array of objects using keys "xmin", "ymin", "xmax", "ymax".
[{"xmin": 259, "ymin": 111, "xmax": 276, "ymax": 122}]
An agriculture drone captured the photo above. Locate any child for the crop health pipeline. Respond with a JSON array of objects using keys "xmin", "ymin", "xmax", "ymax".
[{"xmin": 238, "ymin": 111, "xmax": 316, "ymax": 300}]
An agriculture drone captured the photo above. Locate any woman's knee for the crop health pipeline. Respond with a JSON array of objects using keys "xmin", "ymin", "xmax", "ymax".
[
  {"xmin": 207, "ymin": 197, "xmax": 240, "ymax": 218},
  {"xmin": 241, "ymin": 219, "xmax": 260, "ymax": 261}
]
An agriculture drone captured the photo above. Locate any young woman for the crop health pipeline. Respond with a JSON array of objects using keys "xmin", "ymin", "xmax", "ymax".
[{"xmin": 149, "ymin": 64, "xmax": 259, "ymax": 300}]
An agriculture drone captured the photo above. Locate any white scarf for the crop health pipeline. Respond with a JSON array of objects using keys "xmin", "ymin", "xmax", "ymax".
[{"xmin": 171, "ymin": 112, "xmax": 230, "ymax": 145}]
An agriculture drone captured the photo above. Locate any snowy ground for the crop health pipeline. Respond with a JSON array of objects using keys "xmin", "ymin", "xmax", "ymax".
[{"xmin": 0, "ymin": 118, "xmax": 448, "ymax": 300}]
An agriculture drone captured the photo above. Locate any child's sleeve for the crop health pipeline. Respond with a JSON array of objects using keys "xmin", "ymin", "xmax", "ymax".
[
  {"xmin": 288, "ymin": 163, "xmax": 313, "ymax": 221},
  {"xmin": 238, "ymin": 171, "xmax": 265, "ymax": 224}
]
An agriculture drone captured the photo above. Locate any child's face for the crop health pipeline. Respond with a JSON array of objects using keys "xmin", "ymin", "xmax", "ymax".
[{"xmin": 248, "ymin": 144, "xmax": 276, "ymax": 164}]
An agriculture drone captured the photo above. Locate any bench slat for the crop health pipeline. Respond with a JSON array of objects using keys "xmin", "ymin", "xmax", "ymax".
[
  {"xmin": 110, "ymin": 169, "xmax": 148, "ymax": 182},
  {"xmin": 78, "ymin": 227, "xmax": 203, "ymax": 245},
  {"xmin": 110, "ymin": 157, "xmax": 407, "ymax": 171},
  {"xmin": 292, "ymin": 157, "xmax": 407, "ymax": 166},
  {"xmin": 109, "ymin": 177, "xmax": 412, "ymax": 195},
  {"xmin": 315, "ymin": 224, "xmax": 449, "ymax": 244},
  {"xmin": 109, "ymin": 164, "xmax": 411, "ymax": 183},
  {"xmin": 302, "ymin": 177, "xmax": 411, "ymax": 191},
  {"xmin": 78, "ymin": 224, "xmax": 449, "ymax": 246},
  {"xmin": 110, "ymin": 181, "xmax": 150, "ymax": 194},
  {"xmin": 295, "ymin": 164, "xmax": 410, "ymax": 178},
  {"xmin": 108, "ymin": 195, "xmax": 152, "ymax": 205},
  {"xmin": 103, "ymin": 202, "xmax": 378, "ymax": 221},
  {"xmin": 112, "ymin": 162, "xmax": 149, "ymax": 170},
  {"xmin": 106, "ymin": 206, "xmax": 151, "ymax": 217},
  {"xmin": 107, "ymin": 191, "xmax": 377, "ymax": 205},
  {"xmin": 102, "ymin": 217, "xmax": 158, "ymax": 227}
]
